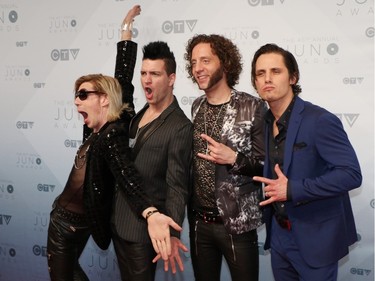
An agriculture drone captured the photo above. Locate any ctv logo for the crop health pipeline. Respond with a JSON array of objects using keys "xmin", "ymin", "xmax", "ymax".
[
  {"xmin": 0, "ymin": 214, "xmax": 12, "ymax": 225},
  {"xmin": 16, "ymin": 121, "xmax": 34, "ymax": 129},
  {"xmin": 181, "ymin": 96, "xmax": 196, "ymax": 106},
  {"xmin": 248, "ymin": 0, "xmax": 286, "ymax": 6},
  {"xmin": 16, "ymin": 41, "xmax": 27, "ymax": 47},
  {"xmin": 32, "ymin": 245, "xmax": 47, "ymax": 257},
  {"xmin": 343, "ymin": 77, "xmax": 364, "ymax": 84},
  {"xmin": 350, "ymin": 267, "xmax": 372, "ymax": 276},
  {"xmin": 37, "ymin": 184, "xmax": 56, "ymax": 192},
  {"xmin": 34, "ymin": 82, "xmax": 46, "ymax": 88},
  {"xmin": 64, "ymin": 139, "xmax": 83, "ymax": 148},
  {"xmin": 335, "ymin": 113, "xmax": 359, "ymax": 127},
  {"xmin": 51, "ymin": 49, "xmax": 80, "ymax": 61},
  {"xmin": 162, "ymin": 20, "xmax": 197, "ymax": 34}
]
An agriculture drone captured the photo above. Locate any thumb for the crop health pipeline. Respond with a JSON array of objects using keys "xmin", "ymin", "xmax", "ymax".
[
  {"xmin": 274, "ymin": 163, "xmax": 283, "ymax": 176},
  {"xmin": 168, "ymin": 220, "xmax": 182, "ymax": 232}
]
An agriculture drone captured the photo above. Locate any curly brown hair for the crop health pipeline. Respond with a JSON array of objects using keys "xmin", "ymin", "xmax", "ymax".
[{"xmin": 184, "ymin": 34, "xmax": 242, "ymax": 88}]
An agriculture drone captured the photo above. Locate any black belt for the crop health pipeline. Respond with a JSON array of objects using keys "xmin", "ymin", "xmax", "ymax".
[
  {"xmin": 54, "ymin": 204, "xmax": 87, "ymax": 224},
  {"xmin": 193, "ymin": 209, "xmax": 223, "ymax": 224}
]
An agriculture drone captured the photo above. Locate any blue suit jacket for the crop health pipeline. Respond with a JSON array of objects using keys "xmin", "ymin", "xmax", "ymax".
[{"xmin": 263, "ymin": 96, "xmax": 362, "ymax": 267}]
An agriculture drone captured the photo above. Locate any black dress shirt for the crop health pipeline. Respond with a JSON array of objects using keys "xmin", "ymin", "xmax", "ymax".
[{"xmin": 265, "ymin": 98, "xmax": 296, "ymax": 219}]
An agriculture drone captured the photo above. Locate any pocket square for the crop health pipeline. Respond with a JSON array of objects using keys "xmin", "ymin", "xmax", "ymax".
[{"xmin": 293, "ymin": 142, "xmax": 307, "ymax": 151}]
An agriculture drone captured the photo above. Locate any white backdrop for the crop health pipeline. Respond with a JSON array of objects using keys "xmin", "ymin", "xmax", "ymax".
[{"xmin": 0, "ymin": 0, "xmax": 373, "ymax": 280}]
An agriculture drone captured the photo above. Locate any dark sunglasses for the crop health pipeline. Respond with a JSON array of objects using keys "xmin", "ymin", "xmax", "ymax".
[{"xmin": 74, "ymin": 90, "xmax": 100, "ymax": 101}]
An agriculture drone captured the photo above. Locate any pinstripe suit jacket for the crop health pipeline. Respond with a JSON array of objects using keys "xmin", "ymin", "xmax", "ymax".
[
  {"xmin": 112, "ymin": 97, "xmax": 193, "ymax": 242},
  {"xmin": 111, "ymin": 40, "xmax": 193, "ymax": 243}
]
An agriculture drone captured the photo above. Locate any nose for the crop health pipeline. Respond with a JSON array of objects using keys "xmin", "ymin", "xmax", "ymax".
[
  {"xmin": 265, "ymin": 71, "xmax": 272, "ymax": 83},
  {"xmin": 143, "ymin": 73, "xmax": 152, "ymax": 84},
  {"xmin": 74, "ymin": 96, "xmax": 80, "ymax": 106},
  {"xmin": 193, "ymin": 61, "xmax": 203, "ymax": 73}
]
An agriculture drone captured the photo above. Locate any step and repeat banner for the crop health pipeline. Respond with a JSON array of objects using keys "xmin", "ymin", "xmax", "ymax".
[{"xmin": 0, "ymin": 0, "xmax": 373, "ymax": 280}]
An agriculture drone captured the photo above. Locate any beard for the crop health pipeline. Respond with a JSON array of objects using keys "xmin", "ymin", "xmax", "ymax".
[{"xmin": 198, "ymin": 66, "xmax": 224, "ymax": 91}]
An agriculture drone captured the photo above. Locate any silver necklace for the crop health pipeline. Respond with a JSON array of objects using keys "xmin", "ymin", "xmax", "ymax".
[
  {"xmin": 203, "ymin": 101, "xmax": 227, "ymax": 155},
  {"xmin": 74, "ymin": 135, "xmax": 92, "ymax": 169}
]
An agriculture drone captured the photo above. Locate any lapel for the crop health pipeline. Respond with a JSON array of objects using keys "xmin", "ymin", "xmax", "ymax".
[
  {"xmin": 283, "ymin": 96, "xmax": 304, "ymax": 175},
  {"xmin": 131, "ymin": 96, "xmax": 178, "ymax": 158},
  {"xmin": 220, "ymin": 91, "xmax": 236, "ymax": 143},
  {"xmin": 264, "ymin": 119, "xmax": 271, "ymax": 176}
]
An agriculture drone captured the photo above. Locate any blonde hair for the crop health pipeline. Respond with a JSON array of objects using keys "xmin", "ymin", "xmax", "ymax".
[{"xmin": 74, "ymin": 74, "xmax": 130, "ymax": 122}]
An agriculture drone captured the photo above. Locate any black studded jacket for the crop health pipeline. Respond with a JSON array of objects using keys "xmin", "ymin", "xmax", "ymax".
[{"xmin": 83, "ymin": 40, "xmax": 151, "ymax": 250}]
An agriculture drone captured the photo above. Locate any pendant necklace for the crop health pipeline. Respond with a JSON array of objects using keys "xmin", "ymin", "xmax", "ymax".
[{"xmin": 203, "ymin": 101, "xmax": 227, "ymax": 155}]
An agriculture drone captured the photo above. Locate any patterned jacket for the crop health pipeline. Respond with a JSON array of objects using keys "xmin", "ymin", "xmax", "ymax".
[{"xmin": 191, "ymin": 90, "xmax": 266, "ymax": 234}]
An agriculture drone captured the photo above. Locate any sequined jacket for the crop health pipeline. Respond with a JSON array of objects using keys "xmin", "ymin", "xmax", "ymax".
[
  {"xmin": 191, "ymin": 91, "xmax": 266, "ymax": 234},
  {"xmin": 84, "ymin": 119, "xmax": 151, "ymax": 250},
  {"xmin": 83, "ymin": 40, "xmax": 151, "ymax": 250}
]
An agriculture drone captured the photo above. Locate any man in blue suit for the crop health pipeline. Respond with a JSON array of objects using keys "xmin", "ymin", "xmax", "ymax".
[{"xmin": 250, "ymin": 43, "xmax": 362, "ymax": 281}]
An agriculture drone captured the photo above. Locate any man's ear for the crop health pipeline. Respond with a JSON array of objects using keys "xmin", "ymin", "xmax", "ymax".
[
  {"xmin": 290, "ymin": 73, "xmax": 297, "ymax": 85},
  {"xmin": 168, "ymin": 73, "xmax": 176, "ymax": 87},
  {"xmin": 101, "ymin": 94, "xmax": 109, "ymax": 107}
]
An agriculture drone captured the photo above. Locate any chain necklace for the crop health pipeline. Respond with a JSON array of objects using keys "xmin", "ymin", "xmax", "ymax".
[
  {"xmin": 203, "ymin": 101, "xmax": 228, "ymax": 155},
  {"xmin": 74, "ymin": 135, "xmax": 92, "ymax": 169}
]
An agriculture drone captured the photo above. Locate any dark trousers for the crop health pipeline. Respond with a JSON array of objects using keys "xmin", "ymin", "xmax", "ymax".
[
  {"xmin": 111, "ymin": 227, "xmax": 157, "ymax": 281},
  {"xmin": 270, "ymin": 217, "xmax": 338, "ymax": 281},
  {"xmin": 47, "ymin": 205, "xmax": 90, "ymax": 281},
  {"xmin": 189, "ymin": 218, "xmax": 259, "ymax": 281}
]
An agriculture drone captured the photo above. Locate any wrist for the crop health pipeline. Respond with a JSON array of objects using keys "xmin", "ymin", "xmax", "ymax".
[
  {"xmin": 145, "ymin": 209, "xmax": 159, "ymax": 220},
  {"xmin": 232, "ymin": 151, "xmax": 238, "ymax": 166},
  {"xmin": 122, "ymin": 21, "xmax": 133, "ymax": 32}
]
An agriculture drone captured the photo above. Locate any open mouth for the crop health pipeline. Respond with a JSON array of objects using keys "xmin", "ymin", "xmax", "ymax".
[
  {"xmin": 78, "ymin": 111, "xmax": 88, "ymax": 122},
  {"xmin": 145, "ymin": 87, "xmax": 153, "ymax": 99}
]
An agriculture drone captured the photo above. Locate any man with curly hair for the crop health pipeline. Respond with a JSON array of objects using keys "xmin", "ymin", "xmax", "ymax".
[{"xmin": 184, "ymin": 34, "xmax": 266, "ymax": 281}]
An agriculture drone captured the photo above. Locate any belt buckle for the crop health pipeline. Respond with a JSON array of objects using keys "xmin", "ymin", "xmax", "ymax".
[{"xmin": 202, "ymin": 212, "xmax": 211, "ymax": 223}]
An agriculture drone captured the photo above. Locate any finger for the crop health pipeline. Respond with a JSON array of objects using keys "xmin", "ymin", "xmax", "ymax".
[
  {"xmin": 151, "ymin": 239, "xmax": 160, "ymax": 255},
  {"xmin": 274, "ymin": 164, "xmax": 284, "ymax": 177},
  {"xmin": 170, "ymin": 257, "xmax": 177, "ymax": 274},
  {"xmin": 253, "ymin": 176, "xmax": 273, "ymax": 185},
  {"xmin": 176, "ymin": 255, "xmax": 184, "ymax": 272},
  {"xmin": 165, "ymin": 236, "xmax": 172, "ymax": 257},
  {"xmin": 200, "ymin": 134, "xmax": 218, "ymax": 146},
  {"xmin": 197, "ymin": 152, "xmax": 215, "ymax": 162},
  {"xmin": 178, "ymin": 243, "xmax": 189, "ymax": 252},
  {"xmin": 168, "ymin": 220, "xmax": 182, "ymax": 232},
  {"xmin": 164, "ymin": 260, "xmax": 169, "ymax": 272},
  {"xmin": 152, "ymin": 254, "xmax": 162, "ymax": 263},
  {"xmin": 259, "ymin": 198, "xmax": 274, "ymax": 207},
  {"xmin": 158, "ymin": 241, "xmax": 169, "ymax": 261}
]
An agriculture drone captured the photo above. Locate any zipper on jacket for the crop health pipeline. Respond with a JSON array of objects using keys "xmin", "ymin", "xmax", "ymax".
[
  {"xmin": 194, "ymin": 220, "xmax": 199, "ymax": 256},
  {"xmin": 229, "ymin": 234, "xmax": 236, "ymax": 262}
]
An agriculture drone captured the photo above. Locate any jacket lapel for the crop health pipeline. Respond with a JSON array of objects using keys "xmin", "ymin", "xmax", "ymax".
[
  {"xmin": 283, "ymin": 97, "xmax": 304, "ymax": 175},
  {"xmin": 131, "ymin": 96, "xmax": 178, "ymax": 159}
]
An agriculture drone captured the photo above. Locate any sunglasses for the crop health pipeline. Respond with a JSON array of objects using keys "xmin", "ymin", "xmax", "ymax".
[{"xmin": 74, "ymin": 90, "xmax": 100, "ymax": 101}]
